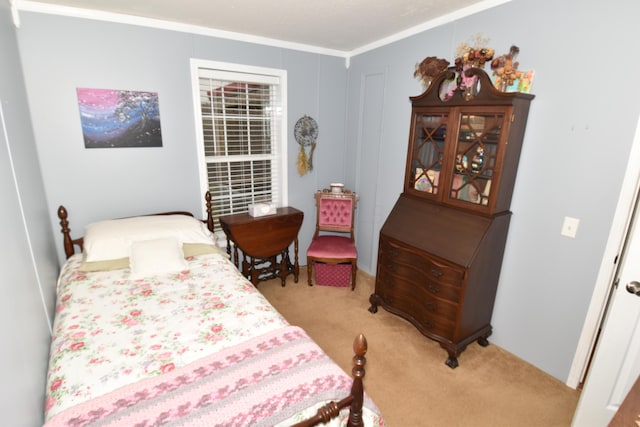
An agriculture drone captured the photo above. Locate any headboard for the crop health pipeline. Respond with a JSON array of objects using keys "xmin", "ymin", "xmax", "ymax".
[{"xmin": 57, "ymin": 191, "xmax": 215, "ymax": 259}]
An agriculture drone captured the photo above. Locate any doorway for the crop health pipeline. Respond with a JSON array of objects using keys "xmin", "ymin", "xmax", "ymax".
[{"xmin": 568, "ymin": 116, "xmax": 640, "ymax": 389}]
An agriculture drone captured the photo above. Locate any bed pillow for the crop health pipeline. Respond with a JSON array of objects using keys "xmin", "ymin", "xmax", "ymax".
[
  {"xmin": 78, "ymin": 256, "xmax": 129, "ymax": 272},
  {"xmin": 182, "ymin": 243, "xmax": 229, "ymax": 258},
  {"xmin": 129, "ymin": 237, "xmax": 188, "ymax": 279},
  {"xmin": 84, "ymin": 214, "xmax": 215, "ymax": 262},
  {"xmin": 78, "ymin": 242, "xmax": 228, "ymax": 272}
]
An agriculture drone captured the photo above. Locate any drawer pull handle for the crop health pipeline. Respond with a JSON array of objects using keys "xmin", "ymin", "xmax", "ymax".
[
  {"xmin": 430, "ymin": 268, "xmax": 443, "ymax": 278},
  {"xmin": 425, "ymin": 302, "xmax": 437, "ymax": 312},
  {"xmin": 428, "ymin": 284, "xmax": 440, "ymax": 294},
  {"xmin": 423, "ymin": 319, "xmax": 434, "ymax": 329}
]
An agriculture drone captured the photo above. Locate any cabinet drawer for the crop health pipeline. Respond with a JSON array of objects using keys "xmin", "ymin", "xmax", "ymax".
[
  {"xmin": 377, "ymin": 268, "xmax": 460, "ymax": 321},
  {"xmin": 375, "ymin": 273, "xmax": 456, "ymax": 339},
  {"xmin": 379, "ymin": 239, "xmax": 465, "ymax": 288},
  {"xmin": 377, "ymin": 263, "xmax": 462, "ymax": 304},
  {"xmin": 378, "ymin": 259, "xmax": 462, "ymax": 303}
]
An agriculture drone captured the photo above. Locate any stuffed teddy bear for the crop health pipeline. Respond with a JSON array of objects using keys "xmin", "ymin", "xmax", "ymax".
[{"xmin": 491, "ymin": 45, "xmax": 523, "ymax": 90}]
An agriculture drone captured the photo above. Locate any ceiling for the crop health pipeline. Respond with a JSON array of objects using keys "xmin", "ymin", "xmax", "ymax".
[{"xmin": 16, "ymin": 0, "xmax": 508, "ymax": 55}]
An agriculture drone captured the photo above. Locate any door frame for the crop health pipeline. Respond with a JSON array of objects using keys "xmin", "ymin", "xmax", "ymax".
[{"xmin": 567, "ymin": 116, "xmax": 640, "ymax": 388}]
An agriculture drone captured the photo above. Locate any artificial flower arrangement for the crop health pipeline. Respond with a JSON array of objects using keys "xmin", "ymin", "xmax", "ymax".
[{"xmin": 453, "ymin": 33, "xmax": 495, "ymax": 71}]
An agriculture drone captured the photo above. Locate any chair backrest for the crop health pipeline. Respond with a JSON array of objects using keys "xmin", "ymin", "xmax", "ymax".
[{"xmin": 314, "ymin": 189, "xmax": 358, "ymax": 240}]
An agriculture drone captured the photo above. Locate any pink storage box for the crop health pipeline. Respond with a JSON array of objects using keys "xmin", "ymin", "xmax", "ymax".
[{"xmin": 314, "ymin": 263, "xmax": 352, "ymax": 287}]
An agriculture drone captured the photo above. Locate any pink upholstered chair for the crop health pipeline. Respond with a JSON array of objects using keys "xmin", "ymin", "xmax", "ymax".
[{"xmin": 306, "ymin": 188, "xmax": 358, "ymax": 290}]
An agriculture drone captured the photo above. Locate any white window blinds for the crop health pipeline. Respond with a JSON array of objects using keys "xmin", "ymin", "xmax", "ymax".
[{"xmin": 193, "ymin": 63, "xmax": 286, "ymax": 229}]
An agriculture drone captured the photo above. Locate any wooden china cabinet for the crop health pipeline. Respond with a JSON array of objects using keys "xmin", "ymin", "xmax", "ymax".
[{"xmin": 369, "ymin": 68, "xmax": 534, "ymax": 368}]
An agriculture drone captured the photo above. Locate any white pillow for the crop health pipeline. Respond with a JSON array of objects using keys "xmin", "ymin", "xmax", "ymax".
[
  {"xmin": 84, "ymin": 214, "xmax": 215, "ymax": 262},
  {"xmin": 129, "ymin": 237, "xmax": 188, "ymax": 279}
]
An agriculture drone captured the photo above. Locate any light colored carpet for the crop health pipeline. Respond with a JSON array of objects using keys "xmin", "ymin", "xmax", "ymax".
[{"xmin": 259, "ymin": 269, "xmax": 580, "ymax": 427}]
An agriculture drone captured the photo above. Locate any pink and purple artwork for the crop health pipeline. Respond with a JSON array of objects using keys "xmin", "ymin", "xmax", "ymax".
[{"xmin": 76, "ymin": 88, "xmax": 162, "ymax": 148}]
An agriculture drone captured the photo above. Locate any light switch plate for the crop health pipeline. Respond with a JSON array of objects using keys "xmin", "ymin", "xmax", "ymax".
[{"xmin": 561, "ymin": 216, "xmax": 580, "ymax": 238}]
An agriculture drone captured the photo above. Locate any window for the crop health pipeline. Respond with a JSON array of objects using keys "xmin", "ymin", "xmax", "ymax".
[{"xmin": 191, "ymin": 60, "xmax": 287, "ymax": 233}]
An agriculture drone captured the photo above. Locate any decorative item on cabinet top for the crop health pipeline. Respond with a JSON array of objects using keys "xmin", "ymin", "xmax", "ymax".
[
  {"xmin": 490, "ymin": 45, "xmax": 534, "ymax": 93},
  {"xmin": 414, "ymin": 56, "xmax": 450, "ymax": 90},
  {"xmin": 414, "ymin": 35, "xmax": 534, "ymax": 97}
]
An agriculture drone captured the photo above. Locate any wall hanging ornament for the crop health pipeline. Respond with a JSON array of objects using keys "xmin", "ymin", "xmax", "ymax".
[{"xmin": 294, "ymin": 115, "xmax": 318, "ymax": 176}]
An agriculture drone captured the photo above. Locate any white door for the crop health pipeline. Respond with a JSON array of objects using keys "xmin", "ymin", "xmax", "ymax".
[{"xmin": 571, "ymin": 135, "xmax": 640, "ymax": 425}]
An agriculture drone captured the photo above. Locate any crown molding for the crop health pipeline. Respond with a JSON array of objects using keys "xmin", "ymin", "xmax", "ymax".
[{"xmin": 17, "ymin": 0, "xmax": 511, "ymax": 67}]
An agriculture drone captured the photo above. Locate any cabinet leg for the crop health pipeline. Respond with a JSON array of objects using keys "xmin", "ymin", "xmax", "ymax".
[
  {"xmin": 368, "ymin": 294, "xmax": 380, "ymax": 314},
  {"xmin": 441, "ymin": 343, "xmax": 464, "ymax": 369},
  {"xmin": 477, "ymin": 336, "xmax": 490, "ymax": 347},
  {"xmin": 445, "ymin": 356, "xmax": 459, "ymax": 369}
]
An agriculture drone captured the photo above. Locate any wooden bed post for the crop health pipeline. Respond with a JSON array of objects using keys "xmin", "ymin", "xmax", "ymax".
[
  {"xmin": 58, "ymin": 206, "xmax": 75, "ymax": 259},
  {"xmin": 205, "ymin": 191, "xmax": 214, "ymax": 233},
  {"xmin": 347, "ymin": 333, "xmax": 367, "ymax": 427},
  {"xmin": 292, "ymin": 334, "xmax": 368, "ymax": 427}
]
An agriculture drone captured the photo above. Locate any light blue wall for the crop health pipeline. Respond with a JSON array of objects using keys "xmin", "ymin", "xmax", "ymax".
[
  {"xmin": 347, "ymin": 0, "xmax": 640, "ymax": 381},
  {"xmin": 16, "ymin": 13, "xmax": 348, "ymax": 267},
  {"xmin": 11, "ymin": 0, "xmax": 640, "ymax": 393},
  {"xmin": 0, "ymin": 2, "xmax": 59, "ymax": 424}
]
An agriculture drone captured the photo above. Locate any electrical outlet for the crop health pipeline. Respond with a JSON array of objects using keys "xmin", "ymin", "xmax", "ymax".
[{"xmin": 561, "ymin": 216, "xmax": 580, "ymax": 238}]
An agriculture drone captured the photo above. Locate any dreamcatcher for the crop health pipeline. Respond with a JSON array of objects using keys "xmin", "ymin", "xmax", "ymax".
[{"xmin": 294, "ymin": 115, "xmax": 318, "ymax": 176}]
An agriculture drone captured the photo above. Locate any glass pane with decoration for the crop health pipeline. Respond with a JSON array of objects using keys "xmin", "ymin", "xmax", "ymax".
[
  {"xmin": 449, "ymin": 112, "xmax": 503, "ymax": 206},
  {"xmin": 409, "ymin": 112, "xmax": 448, "ymax": 195}
]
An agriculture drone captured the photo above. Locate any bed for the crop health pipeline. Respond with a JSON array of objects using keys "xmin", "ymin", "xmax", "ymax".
[{"xmin": 43, "ymin": 192, "xmax": 384, "ymax": 427}]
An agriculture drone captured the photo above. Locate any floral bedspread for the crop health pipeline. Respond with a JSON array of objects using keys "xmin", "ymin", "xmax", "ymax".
[
  {"xmin": 44, "ymin": 252, "xmax": 289, "ymax": 421},
  {"xmin": 43, "ymin": 325, "xmax": 384, "ymax": 427}
]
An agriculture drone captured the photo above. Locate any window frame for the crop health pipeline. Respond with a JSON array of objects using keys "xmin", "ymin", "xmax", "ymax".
[{"xmin": 190, "ymin": 59, "xmax": 288, "ymax": 234}]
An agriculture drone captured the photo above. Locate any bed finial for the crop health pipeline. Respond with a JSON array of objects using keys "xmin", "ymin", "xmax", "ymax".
[
  {"xmin": 291, "ymin": 333, "xmax": 367, "ymax": 427},
  {"xmin": 353, "ymin": 333, "xmax": 367, "ymax": 357},
  {"xmin": 58, "ymin": 205, "xmax": 68, "ymax": 221}
]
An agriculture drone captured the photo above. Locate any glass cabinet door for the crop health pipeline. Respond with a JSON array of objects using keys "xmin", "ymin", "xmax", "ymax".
[
  {"xmin": 448, "ymin": 111, "xmax": 504, "ymax": 207},
  {"xmin": 408, "ymin": 112, "xmax": 449, "ymax": 196}
]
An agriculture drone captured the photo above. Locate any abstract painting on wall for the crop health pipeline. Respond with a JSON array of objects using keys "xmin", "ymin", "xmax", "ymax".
[{"xmin": 76, "ymin": 88, "xmax": 163, "ymax": 148}]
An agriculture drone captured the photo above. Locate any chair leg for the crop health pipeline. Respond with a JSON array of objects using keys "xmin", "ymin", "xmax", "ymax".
[
  {"xmin": 307, "ymin": 259, "xmax": 313, "ymax": 287},
  {"xmin": 351, "ymin": 262, "xmax": 357, "ymax": 291}
]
